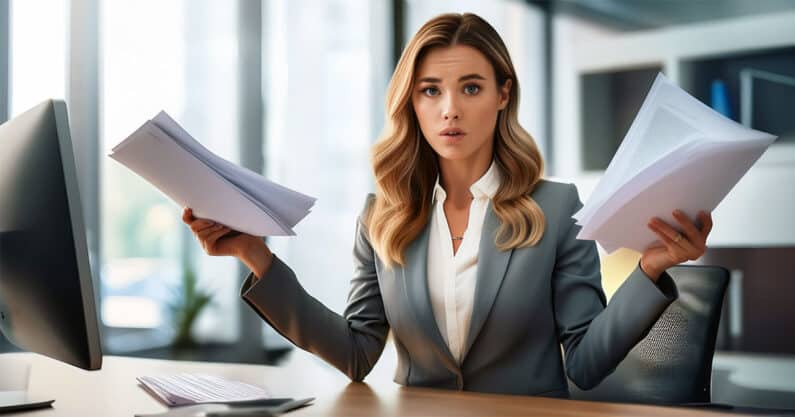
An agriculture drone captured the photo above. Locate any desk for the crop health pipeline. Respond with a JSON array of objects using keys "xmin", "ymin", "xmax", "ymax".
[{"xmin": 4, "ymin": 351, "xmax": 747, "ymax": 417}]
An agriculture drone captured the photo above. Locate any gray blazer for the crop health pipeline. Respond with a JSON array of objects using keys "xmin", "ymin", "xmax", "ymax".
[{"xmin": 240, "ymin": 180, "xmax": 677, "ymax": 398}]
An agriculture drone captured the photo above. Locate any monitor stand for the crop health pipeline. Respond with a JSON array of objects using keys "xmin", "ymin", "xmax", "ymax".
[{"xmin": 0, "ymin": 391, "xmax": 54, "ymax": 413}]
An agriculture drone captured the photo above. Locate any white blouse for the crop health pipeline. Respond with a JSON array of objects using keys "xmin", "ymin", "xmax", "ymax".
[{"xmin": 427, "ymin": 161, "xmax": 500, "ymax": 364}]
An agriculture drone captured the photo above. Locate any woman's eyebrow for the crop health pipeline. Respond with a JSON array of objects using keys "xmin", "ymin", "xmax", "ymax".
[
  {"xmin": 416, "ymin": 76, "xmax": 441, "ymax": 84},
  {"xmin": 458, "ymin": 73, "xmax": 486, "ymax": 82},
  {"xmin": 416, "ymin": 73, "xmax": 487, "ymax": 84}
]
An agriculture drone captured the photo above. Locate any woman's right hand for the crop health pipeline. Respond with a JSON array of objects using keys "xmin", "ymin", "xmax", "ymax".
[{"xmin": 182, "ymin": 208, "xmax": 274, "ymax": 278}]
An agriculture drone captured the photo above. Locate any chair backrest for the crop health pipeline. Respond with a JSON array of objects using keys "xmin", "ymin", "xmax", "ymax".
[{"xmin": 569, "ymin": 265, "xmax": 730, "ymax": 405}]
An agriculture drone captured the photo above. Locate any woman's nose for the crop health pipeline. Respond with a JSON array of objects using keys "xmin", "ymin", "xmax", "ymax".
[{"xmin": 442, "ymin": 94, "xmax": 461, "ymax": 120}]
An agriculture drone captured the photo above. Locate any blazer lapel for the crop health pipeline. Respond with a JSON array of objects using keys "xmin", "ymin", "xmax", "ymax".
[
  {"xmin": 401, "ymin": 217, "xmax": 459, "ymax": 370},
  {"xmin": 462, "ymin": 201, "xmax": 513, "ymax": 361}
]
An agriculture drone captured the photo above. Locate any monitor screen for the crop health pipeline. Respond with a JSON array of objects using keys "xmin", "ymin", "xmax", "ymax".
[{"xmin": 0, "ymin": 100, "xmax": 102, "ymax": 371}]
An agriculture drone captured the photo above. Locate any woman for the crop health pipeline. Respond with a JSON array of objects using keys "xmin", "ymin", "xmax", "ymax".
[{"xmin": 182, "ymin": 13, "xmax": 712, "ymax": 397}]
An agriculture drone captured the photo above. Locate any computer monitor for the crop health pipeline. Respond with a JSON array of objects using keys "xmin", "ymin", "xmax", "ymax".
[{"xmin": 0, "ymin": 99, "xmax": 102, "ymax": 410}]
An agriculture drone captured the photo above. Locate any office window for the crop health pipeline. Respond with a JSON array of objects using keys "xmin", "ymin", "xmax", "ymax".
[
  {"xmin": 100, "ymin": 0, "xmax": 241, "ymax": 351},
  {"xmin": 9, "ymin": 0, "xmax": 67, "ymax": 116},
  {"xmin": 262, "ymin": 0, "xmax": 390, "ymax": 346}
]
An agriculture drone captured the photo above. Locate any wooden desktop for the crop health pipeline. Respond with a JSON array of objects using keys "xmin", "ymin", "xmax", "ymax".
[{"xmin": 4, "ymin": 350, "xmax": 745, "ymax": 417}]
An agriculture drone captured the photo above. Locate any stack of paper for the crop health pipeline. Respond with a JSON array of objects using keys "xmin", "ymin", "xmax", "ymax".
[
  {"xmin": 137, "ymin": 374, "xmax": 271, "ymax": 406},
  {"xmin": 574, "ymin": 73, "xmax": 777, "ymax": 253},
  {"xmin": 109, "ymin": 112, "xmax": 315, "ymax": 236}
]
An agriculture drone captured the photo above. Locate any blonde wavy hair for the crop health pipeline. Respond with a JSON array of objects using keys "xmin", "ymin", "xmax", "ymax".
[{"xmin": 367, "ymin": 12, "xmax": 545, "ymax": 268}]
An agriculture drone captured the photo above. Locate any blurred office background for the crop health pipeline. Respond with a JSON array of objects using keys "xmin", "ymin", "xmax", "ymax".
[{"xmin": 1, "ymin": 0, "xmax": 794, "ymax": 410}]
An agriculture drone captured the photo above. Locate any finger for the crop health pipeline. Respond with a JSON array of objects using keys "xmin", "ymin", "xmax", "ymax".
[
  {"xmin": 182, "ymin": 208, "xmax": 193, "ymax": 224},
  {"xmin": 643, "ymin": 239, "xmax": 668, "ymax": 253},
  {"xmin": 672, "ymin": 210, "xmax": 704, "ymax": 250},
  {"xmin": 182, "ymin": 209, "xmax": 216, "ymax": 232},
  {"xmin": 649, "ymin": 217, "xmax": 682, "ymax": 242},
  {"xmin": 182, "ymin": 209, "xmax": 215, "ymax": 232},
  {"xmin": 192, "ymin": 221, "xmax": 217, "ymax": 234},
  {"xmin": 204, "ymin": 227, "xmax": 231, "ymax": 251},
  {"xmin": 698, "ymin": 211, "xmax": 713, "ymax": 236},
  {"xmin": 196, "ymin": 223, "xmax": 224, "ymax": 240},
  {"xmin": 649, "ymin": 223, "xmax": 687, "ymax": 261},
  {"xmin": 649, "ymin": 221, "xmax": 697, "ymax": 258}
]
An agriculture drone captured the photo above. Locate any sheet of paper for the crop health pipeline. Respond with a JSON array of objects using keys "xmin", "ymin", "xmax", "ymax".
[
  {"xmin": 150, "ymin": 112, "xmax": 315, "ymax": 227},
  {"xmin": 109, "ymin": 122, "xmax": 293, "ymax": 236},
  {"xmin": 110, "ymin": 111, "xmax": 317, "ymax": 236},
  {"xmin": 136, "ymin": 374, "xmax": 270, "ymax": 406},
  {"xmin": 573, "ymin": 73, "xmax": 777, "ymax": 253}
]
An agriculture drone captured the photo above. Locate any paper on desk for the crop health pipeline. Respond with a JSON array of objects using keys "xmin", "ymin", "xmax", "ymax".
[
  {"xmin": 574, "ymin": 72, "xmax": 777, "ymax": 253},
  {"xmin": 137, "ymin": 374, "xmax": 271, "ymax": 407},
  {"xmin": 109, "ymin": 112, "xmax": 316, "ymax": 236}
]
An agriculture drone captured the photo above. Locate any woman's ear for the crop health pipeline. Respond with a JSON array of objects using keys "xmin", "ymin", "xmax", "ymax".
[{"xmin": 498, "ymin": 79, "xmax": 512, "ymax": 110}]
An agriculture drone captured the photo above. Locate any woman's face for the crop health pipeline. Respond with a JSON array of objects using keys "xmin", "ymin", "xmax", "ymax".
[{"xmin": 412, "ymin": 44, "xmax": 511, "ymax": 164}]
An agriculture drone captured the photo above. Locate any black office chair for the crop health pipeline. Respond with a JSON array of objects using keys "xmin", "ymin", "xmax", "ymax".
[{"xmin": 569, "ymin": 265, "xmax": 730, "ymax": 405}]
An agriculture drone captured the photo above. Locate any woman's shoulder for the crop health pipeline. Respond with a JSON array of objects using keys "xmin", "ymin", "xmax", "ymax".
[
  {"xmin": 363, "ymin": 193, "xmax": 376, "ymax": 212},
  {"xmin": 528, "ymin": 178, "xmax": 579, "ymax": 203},
  {"xmin": 527, "ymin": 180, "xmax": 584, "ymax": 238},
  {"xmin": 358, "ymin": 193, "xmax": 377, "ymax": 226}
]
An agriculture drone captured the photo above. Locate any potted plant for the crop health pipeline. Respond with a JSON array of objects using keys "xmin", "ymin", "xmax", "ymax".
[{"xmin": 168, "ymin": 264, "xmax": 214, "ymax": 348}]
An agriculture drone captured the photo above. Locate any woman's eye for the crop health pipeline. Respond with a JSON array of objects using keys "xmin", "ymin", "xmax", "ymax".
[
  {"xmin": 464, "ymin": 84, "xmax": 480, "ymax": 95},
  {"xmin": 422, "ymin": 87, "xmax": 440, "ymax": 97}
]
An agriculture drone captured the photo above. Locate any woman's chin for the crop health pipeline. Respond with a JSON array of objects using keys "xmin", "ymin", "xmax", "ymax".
[
  {"xmin": 436, "ymin": 150, "xmax": 478, "ymax": 162},
  {"xmin": 427, "ymin": 137, "xmax": 493, "ymax": 163}
]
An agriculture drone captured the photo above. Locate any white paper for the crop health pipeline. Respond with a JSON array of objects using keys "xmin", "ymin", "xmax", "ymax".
[
  {"xmin": 150, "ymin": 112, "xmax": 315, "ymax": 226},
  {"xmin": 574, "ymin": 73, "xmax": 777, "ymax": 253},
  {"xmin": 137, "ymin": 374, "xmax": 270, "ymax": 406},
  {"xmin": 109, "ymin": 112, "xmax": 315, "ymax": 236}
]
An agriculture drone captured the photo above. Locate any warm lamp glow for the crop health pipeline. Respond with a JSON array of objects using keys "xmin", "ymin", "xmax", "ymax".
[{"xmin": 599, "ymin": 247, "xmax": 642, "ymax": 301}]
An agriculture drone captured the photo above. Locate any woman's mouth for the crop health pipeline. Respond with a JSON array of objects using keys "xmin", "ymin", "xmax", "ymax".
[
  {"xmin": 439, "ymin": 128, "xmax": 466, "ymax": 142},
  {"xmin": 440, "ymin": 127, "xmax": 464, "ymax": 136}
]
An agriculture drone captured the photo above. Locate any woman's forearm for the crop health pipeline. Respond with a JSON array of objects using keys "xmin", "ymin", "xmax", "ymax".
[{"xmin": 239, "ymin": 238, "xmax": 274, "ymax": 279}]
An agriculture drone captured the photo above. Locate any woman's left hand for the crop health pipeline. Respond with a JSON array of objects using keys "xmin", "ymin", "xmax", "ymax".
[{"xmin": 640, "ymin": 209, "xmax": 713, "ymax": 282}]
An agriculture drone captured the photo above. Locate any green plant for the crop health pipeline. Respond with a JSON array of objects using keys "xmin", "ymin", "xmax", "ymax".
[{"xmin": 168, "ymin": 265, "xmax": 214, "ymax": 348}]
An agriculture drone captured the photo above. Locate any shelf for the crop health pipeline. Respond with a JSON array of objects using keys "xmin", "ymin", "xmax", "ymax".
[
  {"xmin": 580, "ymin": 66, "xmax": 661, "ymax": 171},
  {"xmin": 681, "ymin": 46, "xmax": 795, "ymax": 148}
]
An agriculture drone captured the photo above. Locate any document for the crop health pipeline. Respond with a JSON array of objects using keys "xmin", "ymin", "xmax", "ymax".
[
  {"xmin": 137, "ymin": 373, "xmax": 272, "ymax": 406},
  {"xmin": 109, "ymin": 112, "xmax": 315, "ymax": 236},
  {"xmin": 573, "ymin": 73, "xmax": 777, "ymax": 253},
  {"xmin": 135, "ymin": 373, "xmax": 314, "ymax": 416}
]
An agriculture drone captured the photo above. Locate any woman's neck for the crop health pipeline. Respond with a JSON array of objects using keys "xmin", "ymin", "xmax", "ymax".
[{"xmin": 438, "ymin": 151, "xmax": 493, "ymax": 208}]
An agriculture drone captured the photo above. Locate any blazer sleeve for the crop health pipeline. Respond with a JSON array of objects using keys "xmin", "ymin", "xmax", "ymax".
[
  {"xmin": 553, "ymin": 184, "xmax": 678, "ymax": 390},
  {"xmin": 239, "ymin": 195, "xmax": 388, "ymax": 382}
]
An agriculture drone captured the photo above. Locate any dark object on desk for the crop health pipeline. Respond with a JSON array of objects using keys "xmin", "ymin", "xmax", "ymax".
[
  {"xmin": 0, "ymin": 100, "xmax": 103, "ymax": 412},
  {"xmin": 204, "ymin": 397, "xmax": 314, "ymax": 417},
  {"xmin": 569, "ymin": 265, "xmax": 729, "ymax": 404},
  {"xmin": 134, "ymin": 398, "xmax": 314, "ymax": 417},
  {"xmin": 0, "ymin": 392, "xmax": 53, "ymax": 413}
]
